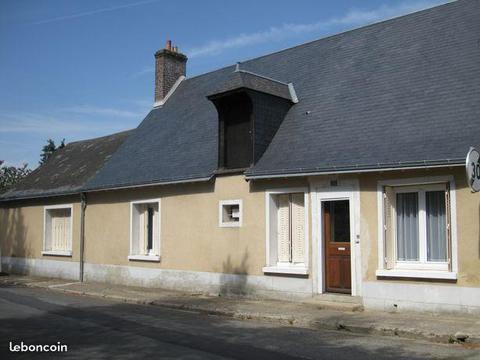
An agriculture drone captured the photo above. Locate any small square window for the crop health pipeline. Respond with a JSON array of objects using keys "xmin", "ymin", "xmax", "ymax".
[{"xmin": 219, "ymin": 200, "xmax": 242, "ymax": 227}]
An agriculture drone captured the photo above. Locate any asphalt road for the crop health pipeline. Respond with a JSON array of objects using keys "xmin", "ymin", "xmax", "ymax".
[{"xmin": 0, "ymin": 284, "xmax": 478, "ymax": 360}]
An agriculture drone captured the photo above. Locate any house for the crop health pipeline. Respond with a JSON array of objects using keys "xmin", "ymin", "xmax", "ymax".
[{"xmin": 1, "ymin": 0, "xmax": 480, "ymax": 313}]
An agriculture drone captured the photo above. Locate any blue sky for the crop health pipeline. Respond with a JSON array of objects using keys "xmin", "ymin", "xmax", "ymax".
[{"xmin": 0, "ymin": 0, "xmax": 449, "ymax": 168}]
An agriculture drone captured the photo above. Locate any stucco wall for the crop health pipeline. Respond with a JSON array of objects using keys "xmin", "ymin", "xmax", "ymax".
[
  {"xmin": 356, "ymin": 167, "xmax": 480, "ymax": 287},
  {"xmin": 0, "ymin": 196, "xmax": 81, "ymax": 262},
  {"xmin": 1, "ymin": 167, "xmax": 478, "ymax": 297},
  {"xmin": 84, "ymin": 175, "xmax": 310, "ymax": 277}
]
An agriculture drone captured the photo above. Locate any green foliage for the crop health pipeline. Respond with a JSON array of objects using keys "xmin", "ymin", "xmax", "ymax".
[
  {"xmin": 0, "ymin": 160, "xmax": 31, "ymax": 194},
  {"xmin": 39, "ymin": 138, "xmax": 65, "ymax": 165}
]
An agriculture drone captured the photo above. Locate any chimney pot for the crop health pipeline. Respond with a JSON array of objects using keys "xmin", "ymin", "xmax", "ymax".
[{"xmin": 165, "ymin": 40, "xmax": 172, "ymax": 50}]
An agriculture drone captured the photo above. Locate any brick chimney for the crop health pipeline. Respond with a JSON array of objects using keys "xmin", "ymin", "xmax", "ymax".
[{"xmin": 154, "ymin": 40, "xmax": 187, "ymax": 105}]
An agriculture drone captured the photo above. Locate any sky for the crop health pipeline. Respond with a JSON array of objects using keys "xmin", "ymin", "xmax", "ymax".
[{"xmin": 0, "ymin": 0, "xmax": 450, "ymax": 169}]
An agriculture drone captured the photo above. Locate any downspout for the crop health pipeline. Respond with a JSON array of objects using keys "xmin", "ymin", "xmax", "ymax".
[{"xmin": 79, "ymin": 192, "xmax": 87, "ymax": 282}]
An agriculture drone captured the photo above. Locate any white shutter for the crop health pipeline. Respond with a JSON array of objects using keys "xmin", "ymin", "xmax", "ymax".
[
  {"xmin": 51, "ymin": 209, "xmax": 69, "ymax": 251},
  {"xmin": 138, "ymin": 205, "xmax": 146, "ymax": 255},
  {"xmin": 153, "ymin": 205, "xmax": 159, "ymax": 255},
  {"xmin": 384, "ymin": 186, "xmax": 395, "ymax": 269},
  {"xmin": 291, "ymin": 193, "xmax": 305, "ymax": 263},
  {"xmin": 277, "ymin": 194, "xmax": 290, "ymax": 263},
  {"xmin": 64, "ymin": 211, "xmax": 71, "ymax": 251},
  {"xmin": 52, "ymin": 215, "xmax": 60, "ymax": 251},
  {"xmin": 445, "ymin": 184, "xmax": 452, "ymax": 271}
]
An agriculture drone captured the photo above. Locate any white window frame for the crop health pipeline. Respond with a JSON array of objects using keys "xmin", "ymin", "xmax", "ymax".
[
  {"xmin": 263, "ymin": 188, "xmax": 309, "ymax": 275},
  {"xmin": 219, "ymin": 200, "xmax": 243, "ymax": 228},
  {"xmin": 129, "ymin": 198, "xmax": 161, "ymax": 262},
  {"xmin": 376, "ymin": 176, "xmax": 458, "ymax": 280},
  {"xmin": 42, "ymin": 204, "xmax": 73, "ymax": 257}
]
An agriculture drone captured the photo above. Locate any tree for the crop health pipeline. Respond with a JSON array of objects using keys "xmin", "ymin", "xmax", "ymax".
[
  {"xmin": 39, "ymin": 138, "xmax": 65, "ymax": 165},
  {"xmin": 0, "ymin": 160, "xmax": 31, "ymax": 194}
]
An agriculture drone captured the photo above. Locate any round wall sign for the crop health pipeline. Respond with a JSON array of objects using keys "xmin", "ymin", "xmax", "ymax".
[{"xmin": 466, "ymin": 147, "xmax": 480, "ymax": 192}]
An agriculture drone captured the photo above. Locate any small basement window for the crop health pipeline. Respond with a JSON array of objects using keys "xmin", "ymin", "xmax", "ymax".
[
  {"xmin": 219, "ymin": 200, "xmax": 242, "ymax": 227},
  {"xmin": 43, "ymin": 205, "xmax": 73, "ymax": 256},
  {"xmin": 129, "ymin": 199, "xmax": 160, "ymax": 261}
]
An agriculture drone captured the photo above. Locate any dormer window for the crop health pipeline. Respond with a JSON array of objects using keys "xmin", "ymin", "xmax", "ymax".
[
  {"xmin": 208, "ymin": 69, "xmax": 297, "ymax": 172},
  {"xmin": 215, "ymin": 92, "xmax": 253, "ymax": 170}
]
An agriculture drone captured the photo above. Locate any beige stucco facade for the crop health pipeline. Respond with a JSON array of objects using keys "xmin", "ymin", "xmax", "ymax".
[
  {"xmin": 1, "ymin": 167, "xmax": 479, "ymax": 312},
  {"xmin": 0, "ymin": 196, "xmax": 81, "ymax": 262}
]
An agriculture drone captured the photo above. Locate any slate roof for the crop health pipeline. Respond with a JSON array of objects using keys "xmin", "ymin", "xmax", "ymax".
[
  {"xmin": 87, "ymin": 0, "xmax": 480, "ymax": 189},
  {"xmin": 3, "ymin": 0, "xmax": 480, "ymax": 199},
  {"xmin": 0, "ymin": 131, "xmax": 132, "ymax": 201}
]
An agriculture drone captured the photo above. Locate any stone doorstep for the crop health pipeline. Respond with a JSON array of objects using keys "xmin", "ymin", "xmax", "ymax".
[{"xmin": 1, "ymin": 276, "xmax": 479, "ymax": 346}]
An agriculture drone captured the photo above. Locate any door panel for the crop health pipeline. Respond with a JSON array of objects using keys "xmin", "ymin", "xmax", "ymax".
[{"xmin": 324, "ymin": 200, "xmax": 351, "ymax": 294}]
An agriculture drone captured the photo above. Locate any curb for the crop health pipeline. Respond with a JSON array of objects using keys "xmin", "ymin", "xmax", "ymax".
[{"xmin": 2, "ymin": 278, "xmax": 478, "ymax": 346}]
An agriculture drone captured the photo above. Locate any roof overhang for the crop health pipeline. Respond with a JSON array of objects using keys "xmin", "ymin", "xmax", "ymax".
[
  {"xmin": 207, "ymin": 69, "xmax": 298, "ymax": 103},
  {"xmin": 245, "ymin": 160, "xmax": 464, "ymax": 180}
]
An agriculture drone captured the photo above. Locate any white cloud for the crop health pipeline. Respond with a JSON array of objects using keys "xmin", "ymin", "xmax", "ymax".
[
  {"xmin": 32, "ymin": 0, "xmax": 160, "ymax": 25},
  {"xmin": 0, "ymin": 101, "xmax": 151, "ymax": 135},
  {"xmin": 187, "ymin": 1, "xmax": 449, "ymax": 58},
  {"xmin": 60, "ymin": 105, "xmax": 145, "ymax": 118},
  {"xmin": 0, "ymin": 112, "xmax": 89, "ymax": 134},
  {"xmin": 131, "ymin": 66, "xmax": 154, "ymax": 79}
]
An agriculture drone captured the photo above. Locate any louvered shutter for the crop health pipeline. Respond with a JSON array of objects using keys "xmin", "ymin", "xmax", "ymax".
[
  {"xmin": 52, "ymin": 209, "xmax": 69, "ymax": 251},
  {"xmin": 64, "ymin": 211, "xmax": 71, "ymax": 251},
  {"xmin": 52, "ymin": 214, "xmax": 61, "ymax": 251},
  {"xmin": 138, "ymin": 204, "xmax": 146, "ymax": 255},
  {"xmin": 291, "ymin": 193, "xmax": 305, "ymax": 263},
  {"xmin": 384, "ymin": 186, "xmax": 395, "ymax": 269},
  {"xmin": 277, "ymin": 194, "xmax": 291, "ymax": 263},
  {"xmin": 153, "ymin": 206, "xmax": 159, "ymax": 255},
  {"xmin": 445, "ymin": 183, "xmax": 452, "ymax": 271}
]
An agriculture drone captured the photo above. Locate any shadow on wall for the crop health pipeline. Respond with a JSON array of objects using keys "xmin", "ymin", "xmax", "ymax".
[
  {"xmin": 0, "ymin": 206, "xmax": 31, "ymax": 273},
  {"xmin": 219, "ymin": 250, "xmax": 250, "ymax": 297}
]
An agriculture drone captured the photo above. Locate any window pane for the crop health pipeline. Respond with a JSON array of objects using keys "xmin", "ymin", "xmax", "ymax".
[
  {"xmin": 426, "ymin": 191, "xmax": 447, "ymax": 262},
  {"xmin": 324, "ymin": 200, "xmax": 350, "ymax": 243},
  {"xmin": 396, "ymin": 192, "xmax": 419, "ymax": 261},
  {"xmin": 147, "ymin": 207, "xmax": 154, "ymax": 252}
]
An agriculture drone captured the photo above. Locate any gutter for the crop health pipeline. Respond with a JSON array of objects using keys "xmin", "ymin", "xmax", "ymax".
[
  {"xmin": 79, "ymin": 192, "xmax": 87, "ymax": 282},
  {"xmin": 0, "ymin": 176, "xmax": 214, "ymax": 203},
  {"xmin": 245, "ymin": 161, "xmax": 464, "ymax": 180},
  {"xmin": 84, "ymin": 175, "xmax": 214, "ymax": 193}
]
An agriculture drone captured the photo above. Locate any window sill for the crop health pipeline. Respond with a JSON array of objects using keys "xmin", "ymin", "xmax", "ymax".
[
  {"xmin": 128, "ymin": 255, "xmax": 160, "ymax": 262},
  {"xmin": 263, "ymin": 266, "xmax": 309, "ymax": 275},
  {"xmin": 376, "ymin": 269, "xmax": 457, "ymax": 280},
  {"xmin": 219, "ymin": 222, "xmax": 241, "ymax": 228},
  {"xmin": 41, "ymin": 250, "xmax": 72, "ymax": 257}
]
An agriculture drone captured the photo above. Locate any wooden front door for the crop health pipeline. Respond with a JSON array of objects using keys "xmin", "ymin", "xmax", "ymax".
[{"xmin": 323, "ymin": 200, "xmax": 351, "ymax": 294}]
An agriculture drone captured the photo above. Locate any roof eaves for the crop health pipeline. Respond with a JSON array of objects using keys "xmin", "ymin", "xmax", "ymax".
[
  {"xmin": 245, "ymin": 159, "xmax": 465, "ymax": 180},
  {"xmin": 84, "ymin": 174, "xmax": 215, "ymax": 193},
  {"xmin": 0, "ymin": 189, "xmax": 82, "ymax": 203}
]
